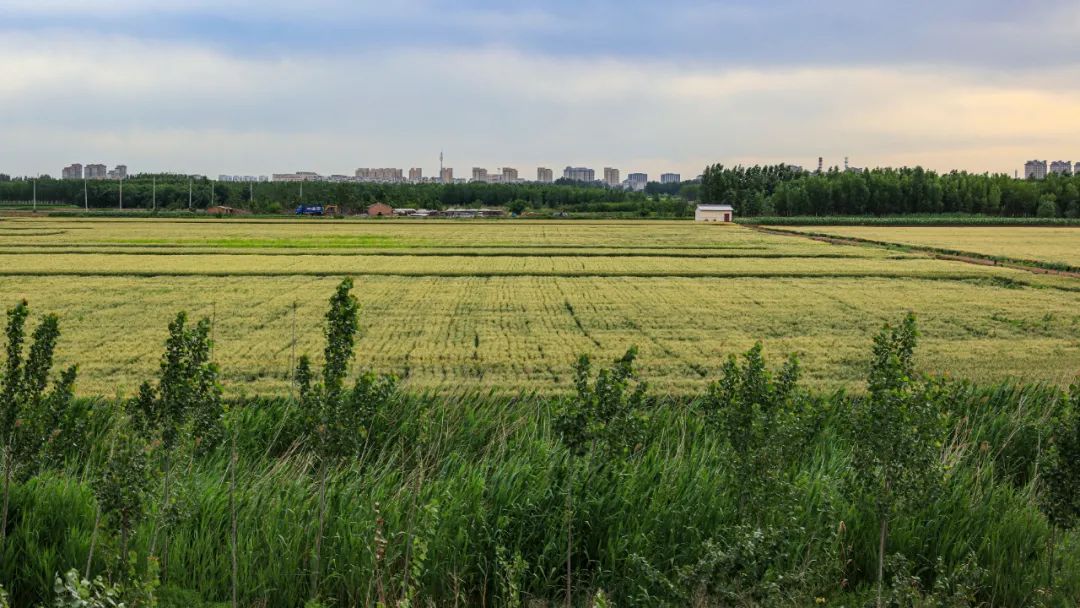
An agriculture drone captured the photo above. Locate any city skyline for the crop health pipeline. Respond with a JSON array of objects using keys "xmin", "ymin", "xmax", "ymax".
[
  {"xmin": 40, "ymin": 154, "xmax": 1080, "ymax": 183},
  {"xmin": 3, "ymin": 1, "xmax": 1079, "ymax": 177}
]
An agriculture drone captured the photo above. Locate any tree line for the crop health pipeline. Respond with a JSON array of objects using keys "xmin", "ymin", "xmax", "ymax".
[
  {"xmin": 2, "ymin": 283, "xmax": 1079, "ymax": 606},
  {"xmin": 0, "ymin": 175, "xmax": 699, "ymax": 216},
  {"xmin": 702, "ymin": 164, "xmax": 1080, "ymax": 217}
]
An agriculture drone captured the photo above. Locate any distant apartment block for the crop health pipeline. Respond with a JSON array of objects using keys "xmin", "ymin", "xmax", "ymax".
[
  {"xmin": 355, "ymin": 168, "xmax": 403, "ymax": 182},
  {"xmin": 660, "ymin": 173, "xmax": 681, "ymax": 184},
  {"xmin": 1049, "ymin": 160, "xmax": 1073, "ymax": 176},
  {"xmin": 273, "ymin": 171, "xmax": 323, "ymax": 182},
  {"xmin": 471, "ymin": 167, "xmax": 488, "ymax": 182},
  {"xmin": 408, "ymin": 167, "xmax": 423, "ymax": 181},
  {"xmin": 440, "ymin": 167, "xmax": 454, "ymax": 183},
  {"xmin": 603, "ymin": 167, "xmax": 620, "ymax": 187},
  {"xmin": 106, "ymin": 165, "xmax": 128, "ymax": 179},
  {"xmin": 1024, "ymin": 160, "xmax": 1048, "ymax": 180},
  {"xmin": 1076, "ymin": 162, "xmax": 1080, "ymax": 176},
  {"xmin": 536, "ymin": 167, "xmax": 553, "ymax": 183},
  {"xmin": 84, "ymin": 164, "xmax": 108, "ymax": 179},
  {"xmin": 626, "ymin": 173, "xmax": 648, "ymax": 191},
  {"xmin": 62, "ymin": 163, "xmax": 83, "ymax": 179},
  {"xmin": 563, "ymin": 166, "xmax": 595, "ymax": 182},
  {"xmin": 501, "ymin": 167, "xmax": 518, "ymax": 182},
  {"xmin": 218, "ymin": 175, "xmax": 268, "ymax": 182}
]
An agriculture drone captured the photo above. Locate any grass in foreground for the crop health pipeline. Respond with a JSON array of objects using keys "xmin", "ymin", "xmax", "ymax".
[{"xmin": 2, "ymin": 290, "xmax": 1078, "ymax": 607}]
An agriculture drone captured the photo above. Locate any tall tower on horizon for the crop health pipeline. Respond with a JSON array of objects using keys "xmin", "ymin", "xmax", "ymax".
[{"xmin": 439, "ymin": 150, "xmax": 444, "ymax": 182}]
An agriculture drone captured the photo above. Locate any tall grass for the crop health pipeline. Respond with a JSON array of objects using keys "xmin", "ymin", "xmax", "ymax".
[{"xmin": 2, "ymin": 383, "xmax": 1077, "ymax": 606}]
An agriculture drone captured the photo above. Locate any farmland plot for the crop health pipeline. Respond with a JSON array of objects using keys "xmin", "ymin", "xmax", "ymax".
[{"xmin": 0, "ymin": 217, "xmax": 1077, "ymax": 395}]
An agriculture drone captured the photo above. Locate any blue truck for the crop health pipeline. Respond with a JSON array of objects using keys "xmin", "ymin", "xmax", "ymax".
[{"xmin": 295, "ymin": 205, "xmax": 324, "ymax": 216}]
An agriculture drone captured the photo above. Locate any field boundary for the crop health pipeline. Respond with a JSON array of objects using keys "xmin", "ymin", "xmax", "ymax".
[
  {"xmin": 0, "ymin": 249, "xmax": 887, "ymax": 259},
  {"xmin": 739, "ymin": 215, "xmax": 1080, "ymax": 227},
  {"xmin": 750, "ymin": 226, "xmax": 1080, "ymax": 279}
]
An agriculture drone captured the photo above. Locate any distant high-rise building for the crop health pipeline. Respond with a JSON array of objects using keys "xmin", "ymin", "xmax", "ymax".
[
  {"xmin": 62, "ymin": 163, "xmax": 83, "ymax": 180},
  {"xmin": 603, "ymin": 167, "xmax": 620, "ymax": 187},
  {"xmin": 1024, "ymin": 160, "xmax": 1048, "ymax": 180},
  {"xmin": 626, "ymin": 173, "xmax": 648, "ymax": 191},
  {"xmin": 355, "ymin": 168, "xmax": 404, "ymax": 182},
  {"xmin": 471, "ymin": 167, "xmax": 488, "ymax": 182},
  {"xmin": 84, "ymin": 164, "xmax": 107, "ymax": 179},
  {"xmin": 660, "ymin": 173, "xmax": 681, "ymax": 184},
  {"xmin": 1075, "ymin": 162, "xmax": 1080, "ymax": 176},
  {"xmin": 1049, "ymin": 160, "xmax": 1073, "ymax": 176},
  {"xmin": 440, "ymin": 167, "xmax": 454, "ymax": 183},
  {"xmin": 563, "ymin": 166, "xmax": 595, "ymax": 182},
  {"xmin": 817, "ymin": 157, "xmax": 824, "ymax": 173},
  {"xmin": 501, "ymin": 167, "xmax": 518, "ymax": 182},
  {"xmin": 106, "ymin": 165, "xmax": 128, "ymax": 179},
  {"xmin": 536, "ymin": 167, "xmax": 553, "ymax": 183},
  {"xmin": 408, "ymin": 167, "xmax": 423, "ymax": 181}
]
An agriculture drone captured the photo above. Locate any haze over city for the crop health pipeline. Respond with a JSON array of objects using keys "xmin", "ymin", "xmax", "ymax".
[{"xmin": 3, "ymin": 0, "xmax": 1080, "ymax": 178}]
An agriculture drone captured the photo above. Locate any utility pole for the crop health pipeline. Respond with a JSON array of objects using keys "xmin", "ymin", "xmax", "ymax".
[
  {"xmin": 32, "ymin": 179, "xmax": 37, "ymax": 212},
  {"xmin": 84, "ymin": 179, "xmax": 88, "ymax": 211},
  {"xmin": 299, "ymin": 180, "xmax": 303, "ymax": 202},
  {"xmin": 189, "ymin": 178, "xmax": 193, "ymax": 211},
  {"xmin": 119, "ymin": 176, "xmax": 123, "ymax": 210},
  {"xmin": 152, "ymin": 176, "xmax": 157, "ymax": 211},
  {"xmin": 210, "ymin": 181, "xmax": 214, "ymax": 208},
  {"xmin": 250, "ymin": 182, "xmax": 254, "ymax": 206}
]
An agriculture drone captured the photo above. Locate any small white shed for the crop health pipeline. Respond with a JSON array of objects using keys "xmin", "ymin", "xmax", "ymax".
[{"xmin": 695, "ymin": 204, "xmax": 734, "ymax": 222}]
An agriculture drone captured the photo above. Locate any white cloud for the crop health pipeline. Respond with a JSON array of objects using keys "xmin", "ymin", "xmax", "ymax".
[{"xmin": 3, "ymin": 31, "xmax": 1080, "ymax": 178}]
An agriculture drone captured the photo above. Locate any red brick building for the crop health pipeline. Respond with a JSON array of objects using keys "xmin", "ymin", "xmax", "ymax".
[{"xmin": 367, "ymin": 203, "xmax": 394, "ymax": 217}]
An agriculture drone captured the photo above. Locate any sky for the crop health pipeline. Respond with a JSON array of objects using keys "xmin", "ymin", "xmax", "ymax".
[{"xmin": 2, "ymin": 0, "xmax": 1080, "ymax": 179}]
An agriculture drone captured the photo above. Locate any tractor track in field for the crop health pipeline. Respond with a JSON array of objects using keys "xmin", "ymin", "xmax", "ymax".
[{"xmin": 747, "ymin": 225, "xmax": 1080, "ymax": 280}]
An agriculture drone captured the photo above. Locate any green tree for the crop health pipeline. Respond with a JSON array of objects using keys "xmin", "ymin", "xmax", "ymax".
[
  {"xmin": 1, "ymin": 300, "xmax": 75, "ymax": 546},
  {"xmin": 848, "ymin": 314, "xmax": 945, "ymax": 608},
  {"xmin": 1036, "ymin": 195, "xmax": 1058, "ymax": 218},
  {"xmin": 95, "ymin": 416, "xmax": 151, "ymax": 575},
  {"xmin": 553, "ymin": 347, "xmax": 651, "ymax": 607},
  {"xmin": 297, "ymin": 278, "xmax": 396, "ymax": 602},
  {"xmin": 132, "ymin": 312, "xmax": 222, "ymax": 580},
  {"xmin": 701, "ymin": 343, "xmax": 800, "ymax": 517}
]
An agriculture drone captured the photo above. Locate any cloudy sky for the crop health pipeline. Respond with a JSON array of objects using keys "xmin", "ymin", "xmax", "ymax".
[{"xmin": 2, "ymin": 0, "xmax": 1079, "ymax": 179}]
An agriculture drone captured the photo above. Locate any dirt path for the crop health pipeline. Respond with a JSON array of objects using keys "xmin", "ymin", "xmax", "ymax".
[{"xmin": 747, "ymin": 225, "xmax": 1080, "ymax": 280}]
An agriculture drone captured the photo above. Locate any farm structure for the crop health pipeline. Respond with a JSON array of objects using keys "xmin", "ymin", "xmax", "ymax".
[
  {"xmin": 367, "ymin": 203, "xmax": 394, "ymax": 217},
  {"xmin": 206, "ymin": 205, "xmax": 245, "ymax": 215},
  {"xmin": 696, "ymin": 204, "xmax": 734, "ymax": 222}
]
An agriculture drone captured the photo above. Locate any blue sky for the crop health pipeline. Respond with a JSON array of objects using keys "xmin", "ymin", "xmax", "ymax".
[{"xmin": 3, "ymin": 0, "xmax": 1079, "ymax": 178}]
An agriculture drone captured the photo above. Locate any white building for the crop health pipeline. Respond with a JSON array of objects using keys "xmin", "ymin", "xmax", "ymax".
[
  {"xmin": 563, "ymin": 166, "xmax": 595, "ymax": 182},
  {"xmin": 626, "ymin": 173, "xmax": 648, "ymax": 191},
  {"xmin": 273, "ymin": 171, "xmax": 323, "ymax": 182},
  {"xmin": 62, "ymin": 164, "xmax": 83, "ymax": 179},
  {"xmin": 536, "ymin": 167, "xmax": 553, "ymax": 183},
  {"xmin": 695, "ymin": 204, "xmax": 734, "ymax": 222},
  {"xmin": 603, "ymin": 167, "xmax": 620, "ymax": 187},
  {"xmin": 660, "ymin": 173, "xmax": 681, "ymax": 184},
  {"xmin": 1049, "ymin": 160, "xmax": 1073, "ymax": 176},
  {"xmin": 355, "ymin": 168, "xmax": 404, "ymax": 182},
  {"xmin": 1024, "ymin": 160, "xmax": 1048, "ymax": 180}
]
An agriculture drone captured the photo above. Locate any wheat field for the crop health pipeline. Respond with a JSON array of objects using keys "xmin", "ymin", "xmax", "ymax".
[
  {"xmin": 1, "ymin": 216, "xmax": 1077, "ymax": 395},
  {"xmin": 780, "ymin": 225, "xmax": 1080, "ymax": 267}
]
